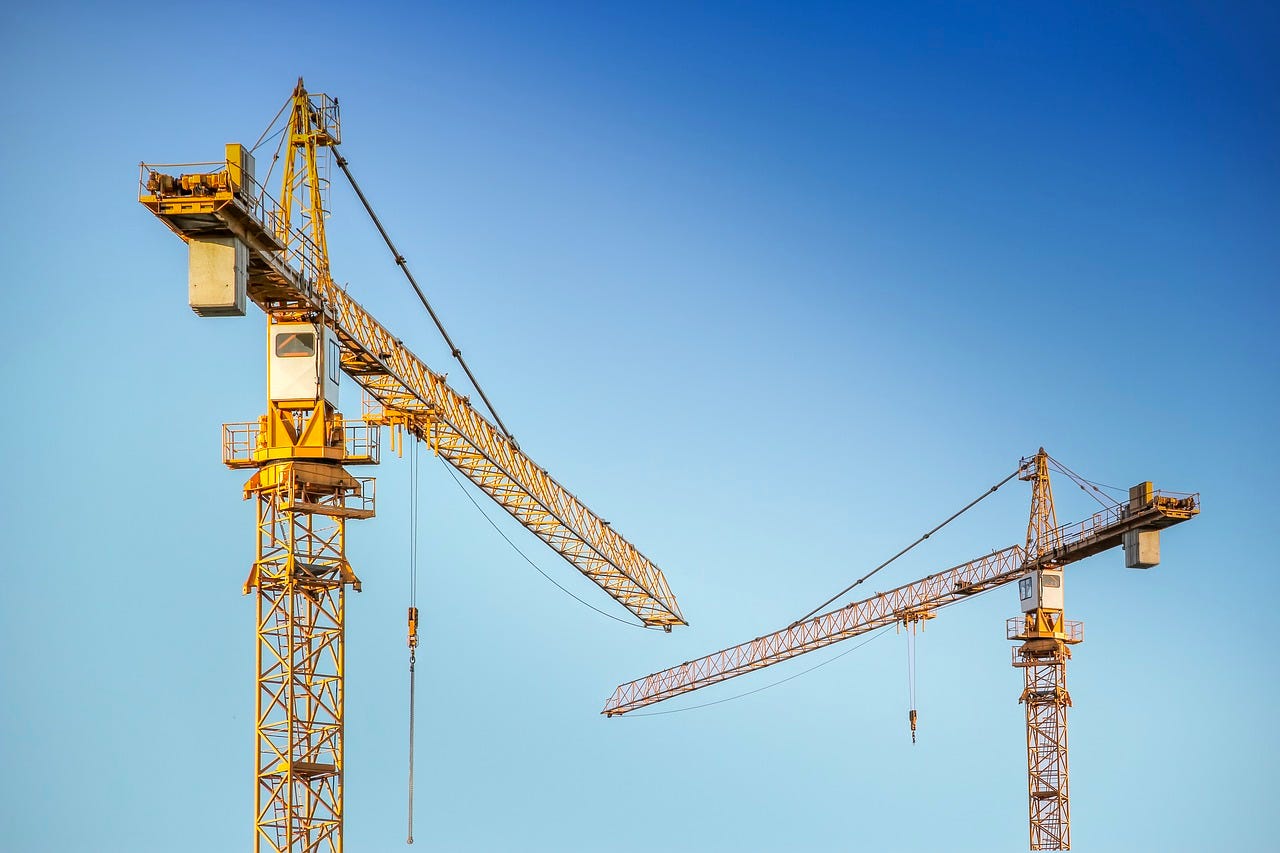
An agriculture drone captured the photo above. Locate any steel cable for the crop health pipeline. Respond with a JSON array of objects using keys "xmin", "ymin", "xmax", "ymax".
[
  {"xmin": 406, "ymin": 443, "xmax": 419, "ymax": 845},
  {"xmin": 1045, "ymin": 453, "xmax": 1122, "ymax": 509},
  {"xmin": 438, "ymin": 457, "xmax": 649, "ymax": 628},
  {"xmin": 331, "ymin": 149, "xmax": 518, "ymax": 445},
  {"xmin": 622, "ymin": 567, "xmax": 1014, "ymax": 718},
  {"xmin": 789, "ymin": 468, "xmax": 1021, "ymax": 626}
]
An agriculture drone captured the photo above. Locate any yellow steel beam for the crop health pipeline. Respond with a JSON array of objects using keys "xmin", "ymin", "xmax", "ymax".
[{"xmin": 139, "ymin": 160, "xmax": 685, "ymax": 628}]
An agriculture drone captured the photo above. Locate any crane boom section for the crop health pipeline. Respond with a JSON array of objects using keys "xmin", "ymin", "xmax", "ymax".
[
  {"xmin": 604, "ymin": 546, "xmax": 1026, "ymax": 715},
  {"xmin": 139, "ymin": 161, "xmax": 685, "ymax": 628},
  {"xmin": 604, "ymin": 486, "xmax": 1198, "ymax": 714}
]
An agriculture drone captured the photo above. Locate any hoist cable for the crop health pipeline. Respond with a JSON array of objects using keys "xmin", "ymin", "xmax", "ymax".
[
  {"xmin": 406, "ymin": 443, "xmax": 419, "ymax": 845},
  {"xmin": 438, "ymin": 457, "xmax": 649, "ymax": 628},
  {"xmin": 410, "ymin": 443, "xmax": 419, "ymax": 606},
  {"xmin": 331, "ymin": 149, "xmax": 518, "ymax": 445},
  {"xmin": 406, "ymin": 655, "xmax": 416, "ymax": 845},
  {"xmin": 625, "ymin": 627, "xmax": 895, "ymax": 717},
  {"xmin": 906, "ymin": 625, "xmax": 916, "ymax": 707},
  {"xmin": 790, "ymin": 468, "xmax": 1021, "ymax": 626},
  {"xmin": 623, "ymin": 552, "xmax": 1014, "ymax": 718},
  {"xmin": 906, "ymin": 622, "xmax": 918, "ymax": 744}
]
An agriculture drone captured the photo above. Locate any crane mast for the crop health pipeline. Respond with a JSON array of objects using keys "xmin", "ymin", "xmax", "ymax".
[
  {"xmin": 604, "ymin": 450, "xmax": 1198, "ymax": 850},
  {"xmin": 140, "ymin": 81, "xmax": 686, "ymax": 852},
  {"xmin": 245, "ymin": 83, "xmax": 361, "ymax": 853},
  {"xmin": 1010, "ymin": 451, "xmax": 1078, "ymax": 850}
]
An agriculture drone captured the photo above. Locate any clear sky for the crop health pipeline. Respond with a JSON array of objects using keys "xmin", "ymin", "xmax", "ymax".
[{"xmin": 2, "ymin": 2, "xmax": 1276, "ymax": 851}]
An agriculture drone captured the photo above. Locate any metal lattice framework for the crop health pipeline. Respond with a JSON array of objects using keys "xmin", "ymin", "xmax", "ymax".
[
  {"xmin": 138, "ymin": 80, "xmax": 687, "ymax": 853},
  {"xmin": 1015, "ymin": 646, "xmax": 1073, "ymax": 850},
  {"xmin": 1024, "ymin": 451, "xmax": 1063, "ymax": 559},
  {"xmin": 137, "ymin": 124, "xmax": 684, "ymax": 629},
  {"xmin": 1010, "ymin": 450, "xmax": 1077, "ymax": 849},
  {"xmin": 604, "ymin": 546, "xmax": 1027, "ymax": 715},
  {"xmin": 328, "ymin": 299, "xmax": 685, "ymax": 628},
  {"xmin": 604, "ymin": 469, "xmax": 1198, "ymax": 716},
  {"xmin": 603, "ymin": 451, "xmax": 1199, "ymax": 851},
  {"xmin": 250, "ymin": 482, "xmax": 351, "ymax": 853}
]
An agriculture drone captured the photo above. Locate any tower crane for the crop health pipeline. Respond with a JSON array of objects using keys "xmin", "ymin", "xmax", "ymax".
[
  {"xmin": 604, "ymin": 449, "xmax": 1199, "ymax": 851},
  {"xmin": 139, "ymin": 80, "xmax": 685, "ymax": 853}
]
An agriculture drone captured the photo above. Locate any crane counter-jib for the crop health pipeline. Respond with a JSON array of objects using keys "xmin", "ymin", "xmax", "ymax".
[{"xmin": 139, "ymin": 158, "xmax": 685, "ymax": 628}]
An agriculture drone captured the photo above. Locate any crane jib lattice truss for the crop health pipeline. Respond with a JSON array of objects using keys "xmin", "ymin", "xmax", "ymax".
[
  {"xmin": 138, "ymin": 132, "xmax": 683, "ymax": 629},
  {"xmin": 604, "ymin": 451, "xmax": 1198, "ymax": 851},
  {"xmin": 139, "ymin": 81, "xmax": 685, "ymax": 853},
  {"xmin": 603, "ymin": 480, "xmax": 1196, "ymax": 714}
]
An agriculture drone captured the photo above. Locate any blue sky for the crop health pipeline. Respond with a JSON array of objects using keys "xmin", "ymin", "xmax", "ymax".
[{"xmin": 1, "ymin": 2, "xmax": 1276, "ymax": 851}]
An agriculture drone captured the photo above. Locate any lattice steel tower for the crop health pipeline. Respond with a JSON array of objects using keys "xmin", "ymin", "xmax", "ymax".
[
  {"xmin": 226, "ymin": 84, "xmax": 378, "ymax": 852},
  {"xmin": 140, "ymin": 80, "xmax": 688, "ymax": 852},
  {"xmin": 1009, "ymin": 449, "xmax": 1081, "ymax": 850}
]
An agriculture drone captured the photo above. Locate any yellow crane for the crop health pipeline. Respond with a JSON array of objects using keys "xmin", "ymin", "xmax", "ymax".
[
  {"xmin": 140, "ymin": 80, "xmax": 685, "ymax": 852},
  {"xmin": 604, "ymin": 449, "xmax": 1198, "ymax": 850}
]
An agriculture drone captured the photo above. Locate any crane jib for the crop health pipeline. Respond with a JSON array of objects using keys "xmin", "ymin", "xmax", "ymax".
[
  {"xmin": 603, "ymin": 484, "xmax": 1198, "ymax": 714},
  {"xmin": 138, "ymin": 158, "xmax": 685, "ymax": 629}
]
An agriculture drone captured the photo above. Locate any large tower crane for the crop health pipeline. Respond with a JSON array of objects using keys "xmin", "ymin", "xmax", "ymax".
[
  {"xmin": 139, "ymin": 81, "xmax": 685, "ymax": 853},
  {"xmin": 604, "ymin": 449, "xmax": 1198, "ymax": 850}
]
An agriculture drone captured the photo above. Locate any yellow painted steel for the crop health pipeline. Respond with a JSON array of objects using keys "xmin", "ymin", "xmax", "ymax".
[
  {"xmin": 238, "ymin": 392, "xmax": 373, "ymax": 851},
  {"xmin": 139, "ymin": 79, "xmax": 688, "ymax": 853},
  {"xmin": 1014, "ymin": 645, "xmax": 1073, "ymax": 851},
  {"xmin": 276, "ymin": 82, "xmax": 338, "ymax": 282},
  {"xmin": 222, "ymin": 387, "xmax": 373, "ymax": 851},
  {"xmin": 138, "ymin": 81, "xmax": 683, "ymax": 629},
  {"xmin": 246, "ymin": 456, "xmax": 361, "ymax": 852},
  {"xmin": 1013, "ymin": 451, "xmax": 1079, "ymax": 851}
]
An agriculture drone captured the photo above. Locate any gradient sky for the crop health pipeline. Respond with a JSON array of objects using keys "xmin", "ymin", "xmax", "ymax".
[{"xmin": 2, "ymin": 3, "xmax": 1276, "ymax": 851}]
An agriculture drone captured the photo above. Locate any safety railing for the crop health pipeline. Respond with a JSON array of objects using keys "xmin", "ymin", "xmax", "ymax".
[
  {"xmin": 1049, "ymin": 490, "xmax": 1200, "ymax": 554},
  {"xmin": 276, "ymin": 474, "xmax": 375, "ymax": 520},
  {"xmin": 349, "ymin": 477, "xmax": 376, "ymax": 516},
  {"xmin": 342, "ymin": 423, "xmax": 380, "ymax": 464},
  {"xmin": 221, "ymin": 420, "xmax": 381, "ymax": 466},
  {"xmin": 138, "ymin": 160, "xmax": 327, "ymax": 289},
  {"xmin": 307, "ymin": 92, "xmax": 341, "ymax": 143},
  {"xmin": 1007, "ymin": 617, "xmax": 1084, "ymax": 644},
  {"xmin": 223, "ymin": 422, "xmax": 259, "ymax": 467}
]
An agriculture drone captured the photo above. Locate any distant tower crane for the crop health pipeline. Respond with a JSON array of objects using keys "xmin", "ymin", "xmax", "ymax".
[
  {"xmin": 604, "ymin": 449, "xmax": 1198, "ymax": 850},
  {"xmin": 140, "ymin": 81, "xmax": 686, "ymax": 853}
]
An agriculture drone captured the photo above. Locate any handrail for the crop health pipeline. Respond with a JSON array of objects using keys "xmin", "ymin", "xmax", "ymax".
[
  {"xmin": 1051, "ymin": 491, "xmax": 1200, "ymax": 554},
  {"xmin": 142, "ymin": 157, "xmax": 687, "ymax": 626},
  {"xmin": 139, "ymin": 160, "xmax": 327, "ymax": 289}
]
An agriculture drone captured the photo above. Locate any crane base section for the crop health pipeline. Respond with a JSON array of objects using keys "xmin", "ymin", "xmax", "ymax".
[
  {"xmin": 234, "ymin": 401, "xmax": 374, "ymax": 853},
  {"xmin": 1015, "ymin": 639, "xmax": 1072, "ymax": 851}
]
